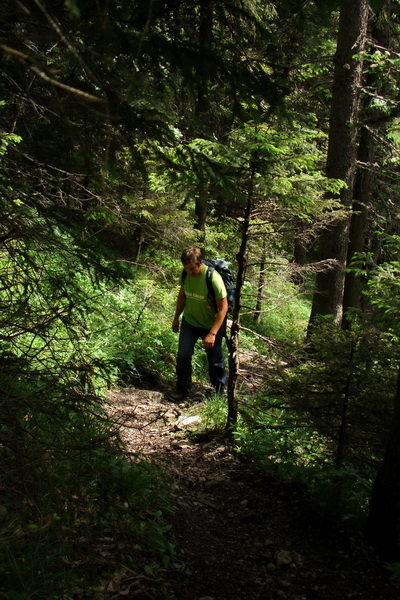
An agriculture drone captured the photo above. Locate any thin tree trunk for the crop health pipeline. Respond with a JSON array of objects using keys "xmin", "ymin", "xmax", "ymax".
[
  {"xmin": 195, "ymin": 180, "xmax": 208, "ymax": 240},
  {"xmin": 132, "ymin": 224, "xmax": 144, "ymax": 261},
  {"xmin": 226, "ymin": 200, "xmax": 250, "ymax": 429},
  {"xmin": 291, "ymin": 234, "xmax": 308, "ymax": 286},
  {"xmin": 254, "ymin": 241, "xmax": 266, "ymax": 323},
  {"xmin": 226, "ymin": 154, "xmax": 257, "ymax": 430}
]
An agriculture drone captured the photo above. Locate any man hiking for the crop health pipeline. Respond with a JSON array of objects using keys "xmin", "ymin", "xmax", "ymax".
[{"xmin": 171, "ymin": 247, "xmax": 228, "ymax": 402}]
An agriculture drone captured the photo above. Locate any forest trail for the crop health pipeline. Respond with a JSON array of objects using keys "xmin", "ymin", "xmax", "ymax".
[{"xmin": 105, "ymin": 359, "xmax": 399, "ymax": 600}]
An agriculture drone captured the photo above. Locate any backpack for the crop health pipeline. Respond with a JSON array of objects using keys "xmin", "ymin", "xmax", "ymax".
[{"xmin": 182, "ymin": 258, "xmax": 235, "ymax": 309}]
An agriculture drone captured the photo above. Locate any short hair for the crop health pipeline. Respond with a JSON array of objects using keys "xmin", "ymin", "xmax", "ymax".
[{"xmin": 181, "ymin": 247, "xmax": 203, "ymax": 265}]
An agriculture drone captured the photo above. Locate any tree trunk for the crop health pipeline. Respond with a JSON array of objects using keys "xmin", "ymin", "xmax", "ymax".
[
  {"xmin": 365, "ymin": 365, "xmax": 400, "ymax": 560},
  {"xmin": 226, "ymin": 153, "xmax": 257, "ymax": 430},
  {"xmin": 226, "ymin": 196, "xmax": 250, "ymax": 430},
  {"xmin": 308, "ymin": 0, "xmax": 369, "ymax": 328},
  {"xmin": 196, "ymin": 0, "xmax": 214, "ymax": 118},
  {"xmin": 193, "ymin": 0, "xmax": 214, "ymax": 234},
  {"xmin": 342, "ymin": 7, "xmax": 391, "ymax": 328},
  {"xmin": 341, "ymin": 127, "xmax": 371, "ymax": 327},
  {"xmin": 195, "ymin": 178, "xmax": 208, "ymax": 240},
  {"xmin": 132, "ymin": 224, "xmax": 144, "ymax": 261},
  {"xmin": 254, "ymin": 241, "xmax": 266, "ymax": 323},
  {"xmin": 291, "ymin": 231, "xmax": 308, "ymax": 286},
  {"xmin": 195, "ymin": 191, "xmax": 208, "ymax": 237}
]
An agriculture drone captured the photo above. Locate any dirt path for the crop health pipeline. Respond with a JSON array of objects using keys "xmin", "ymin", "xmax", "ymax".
[{"xmin": 105, "ymin": 385, "xmax": 399, "ymax": 600}]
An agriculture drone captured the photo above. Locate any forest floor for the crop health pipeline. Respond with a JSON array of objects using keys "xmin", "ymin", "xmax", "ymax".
[{"xmin": 104, "ymin": 352, "xmax": 400, "ymax": 600}]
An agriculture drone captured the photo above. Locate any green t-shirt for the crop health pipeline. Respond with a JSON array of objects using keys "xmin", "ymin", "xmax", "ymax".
[{"xmin": 180, "ymin": 265, "xmax": 226, "ymax": 329}]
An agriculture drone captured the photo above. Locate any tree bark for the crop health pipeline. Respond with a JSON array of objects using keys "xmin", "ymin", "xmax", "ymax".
[
  {"xmin": 196, "ymin": 0, "xmax": 214, "ymax": 118},
  {"xmin": 342, "ymin": 7, "xmax": 391, "ymax": 328},
  {"xmin": 226, "ymin": 202, "xmax": 250, "ymax": 430},
  {"xmin": 308, "ymin": 0, "xmax": 369, "ymax": 328},
  {"xmin": 291, "ymin": 233, "xmax": 308, "ymax": 286},
  {"xmin": 254, "ymin": 241, "xmax": 266, "ymax": 323},
  {"xmin": 341, "ymin": 127, "xmax": 371, "ymax": 327},
  {"xmin": 193, "ymin": 0, "xmax": 214, "ymax": 234},
  {"xmin": 195, "ymin": 185, "xmax": 208, "ymax": 238},
  {"xmin": 226, "ymin": 153, "xmax": 257, "ymax": 430}
]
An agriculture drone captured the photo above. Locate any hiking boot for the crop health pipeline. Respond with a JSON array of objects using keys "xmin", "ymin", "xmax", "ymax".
[{"xmin": 169, "ymin": 391, "xmax": 188, "ymax": 403}]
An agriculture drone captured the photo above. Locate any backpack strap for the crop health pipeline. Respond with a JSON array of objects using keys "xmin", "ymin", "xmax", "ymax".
[
  {"xmin": 206, "ymin": 265, "xmax": 216, "ymax": 306},
  {"xmin": 206, "ymin": 265, "xmax": 230, "ymax": 345}
]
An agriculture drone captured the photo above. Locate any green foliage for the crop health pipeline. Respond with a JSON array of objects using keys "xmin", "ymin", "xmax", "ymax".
[
  {"xmin": 0, "ymin": 435, "xmax": 174, "ymax": 598},
  {"xmin": 199, "ymin": 387, "xmax": 373, "ymax": 526},
  {"xmin": 385, "ymin": 562, "xmax": 400, "ymax": 583},
  {"xmin": 309, "ymin": 466, "xmax": 372, "ymax": 523},
  {"xmin": 234, "ymin": 419, "xmax": 329, "ymax": 474},
  {"xmin": 241, "ymin": 266, "xmax": 311, "ymax": 345},
  {"xmin": 188, "ymin": 305, "xmax": 399, "ymax": 528},
  {"xmin": 285, "ymin": 323, "xmax": 397, "ymax": 460},
  {"xmin": 365, "ymin": 256, "xmax": 400, "ymax": 323},
  {"xmin": 0, "ymin": 190, "xmax": 175, "ymax": 598},
  {"xmin": 191, "ymin": 392, "xmax": 229, "ymax": 432},
  {"xmin": 361, "ymin": 47, "xmax": 400, "ymax": 115},
  {"xmin": 82, "ymin": 278, "xmax": 178, "ymax": 387},
  {"xmin": 0, "ymin": 131, "xmax": 21, "ymax": 157}
]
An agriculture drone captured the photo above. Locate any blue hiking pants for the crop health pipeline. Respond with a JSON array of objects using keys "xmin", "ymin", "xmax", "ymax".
[{"xmin": 176, "ymin": 317, "xmax": 226, "ymax": 395}]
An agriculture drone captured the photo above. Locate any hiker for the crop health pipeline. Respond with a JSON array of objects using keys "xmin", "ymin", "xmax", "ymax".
[{"xmin": 171, "ymin": 247, "xmax": 228, "ymax": 402}]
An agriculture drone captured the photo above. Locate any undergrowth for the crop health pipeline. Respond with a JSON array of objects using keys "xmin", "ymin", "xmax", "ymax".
[
  {"xmin": 0, "ymin": 396, "xmax": 174, "ymax": 599},
  {"xmin": 0, "ymin": 257, "xmax": 177, "ymax": 599},
  {"xmin": 188, "ymin": 301, "xmax": 396, "ymax": 532}
]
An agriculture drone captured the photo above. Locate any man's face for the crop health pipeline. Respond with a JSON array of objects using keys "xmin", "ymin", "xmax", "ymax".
[{"xmin": 183, "ymin": 260, "xmax": 203, "ymax": 277}]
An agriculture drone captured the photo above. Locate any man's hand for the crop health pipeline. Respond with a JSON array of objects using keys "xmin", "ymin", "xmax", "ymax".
[
  {"xmin": 172, "ymin": 317, "xmax": 180, "ymax": 333},
  {"xmin": 203, "ymin": 332, "xmax": 216, "ymax": 349}
]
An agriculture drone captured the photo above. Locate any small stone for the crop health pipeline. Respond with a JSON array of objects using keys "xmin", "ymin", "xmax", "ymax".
[
  {"xmin": 172, "ymin": 440, "xmax": 192, "ymax": 449},
  {"xmin": 275, "ymin": 550, "xmax": 293, "ymax": 567},
  {"xmin": 175, "ymin": 415, "xmax": 202, "ymax": 429}
]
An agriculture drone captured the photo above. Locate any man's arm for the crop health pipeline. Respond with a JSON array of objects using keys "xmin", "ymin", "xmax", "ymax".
[
  {"xmin": 203, "ymin": 296, "xmax": 228, "ymax": 349},
  {"xmin": 172, "ymin": 286, "xmax": 186, "ymax": 333}
]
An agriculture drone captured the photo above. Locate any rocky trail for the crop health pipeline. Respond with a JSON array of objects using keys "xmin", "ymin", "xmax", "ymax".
[{"xmin": 105, "ymin": 379, "xmax": 400, "ymax": 600}]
